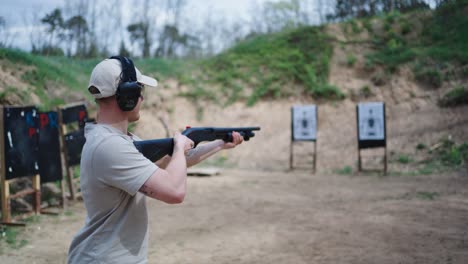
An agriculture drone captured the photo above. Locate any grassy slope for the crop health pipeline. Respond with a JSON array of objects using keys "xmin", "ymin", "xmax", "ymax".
[
  {"xmin": 362, "ymin": 1, "xmax": 468, "ymax": 97},
  {"xmin": 181, "ymin": 26, "xmax": 344, "ymax": 106},
  {"xmin": 0, "ymin": 49, "xmax": 186, "ymax": 110}
]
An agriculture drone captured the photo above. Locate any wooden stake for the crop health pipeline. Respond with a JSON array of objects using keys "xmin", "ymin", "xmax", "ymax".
[
  {"xmin": 0, "ymin": 106, "xmax": 10, "ymax": 223},
  {"xmin": 58, "ymin": 108, "xmax": 76, "ymax": 200},
  {"xmin": 32, "ymin": 174, "xmax": 41, "ymax": 215}
]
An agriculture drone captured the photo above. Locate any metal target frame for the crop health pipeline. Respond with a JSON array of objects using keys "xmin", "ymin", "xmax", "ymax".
[
  {"xmin": 289, "ymin": 105, "xmax": 318, "ymax": 173},
  {"xmin": 356, "ymin": 102, "xmax": 388, "ymax": 175}
]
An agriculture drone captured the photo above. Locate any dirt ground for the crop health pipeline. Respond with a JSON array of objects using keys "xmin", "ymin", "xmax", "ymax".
[
  {"xmin": 2, "ymin": 65, "xmax": 468, "ymax": 264},
  {"xmin": 1, "ymin": 168, "xmax": 468, "ymax": 264}
]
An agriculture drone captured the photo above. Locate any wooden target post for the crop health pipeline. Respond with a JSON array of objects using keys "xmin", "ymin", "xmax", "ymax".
[
  {"xmin": 289, "ymin": 105, "xmax": 318, "ymax": 173},
  {"xmin": 356, "ymin": 102, "xmax": 388, "ymax": 175},
  {"xmin": 58, "ymin": 103, "xmax": 88, "ymax": 201},
  {"xmin": 0, "ymin": 106, "xmax": 42, "ymax": 225}
]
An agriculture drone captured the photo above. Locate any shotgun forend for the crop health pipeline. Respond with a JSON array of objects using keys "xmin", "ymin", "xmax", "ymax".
[{"xmin": 134, "ymin": 126, "xmax": 261, "ymax": 162}]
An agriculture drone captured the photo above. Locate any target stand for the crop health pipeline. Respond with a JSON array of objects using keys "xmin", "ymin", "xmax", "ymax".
[
  {"xmin": 289, "ymin": 105, "xmax": 318, "ymax": 173},
  {"xmin": 58, "ymin": 102, "xmax": 88, "ymax": 201},
  {"xmin": 0, "ymin": 106, "xmax": 42, "ymax": 226},
  {"xmin": 356, "ymin": 102, "xmax": 388, "ymax": 175}
]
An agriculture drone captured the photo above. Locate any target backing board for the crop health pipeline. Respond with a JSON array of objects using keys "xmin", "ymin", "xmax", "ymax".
[
  {"xmin": 357, "ymin": 102, "xmax": 386, "ymax": 149},
  {"xmin": 292, "ymin": 105, "xmax": 317, "ymax": 141},
  {"xmin": 38, "ymin": 111, "xmax": 62, "ymax": 183},
  {"xmin": 3, "ymin": 106, "xmax": 40, "ymax": 180}
]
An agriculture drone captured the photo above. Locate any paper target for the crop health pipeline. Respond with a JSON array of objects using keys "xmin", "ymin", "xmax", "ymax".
[
  {"xmin": 358, "ymin": 102, "xmax": 385, "ymax": 140},
  {"xmin": 292, "ymin": 105, "xmax": 317, "ymax": 141}
]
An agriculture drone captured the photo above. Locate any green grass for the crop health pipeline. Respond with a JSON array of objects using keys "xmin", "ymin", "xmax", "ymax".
[
  {"xmin": 388, "ymin": 138, "xmax": 467, "ymax": 176},
  {"xmin": 0, "ymin": 49, "xmax": 186, "ymax": 110},
  {"xmin": 397, "ymin": 154, "xmax": 412, "ymax": 164},
  {"xmin": 415, "ymin": 138, "xmax": 468, "ymax": 174},
  {"xmin": 0, "ymin": 226, "xmax": 28, "ymax": 250},
  {"xmin": 182, "ymin": 26, "xmax": 343, "ymax": 106},
  {"xmin": 134, "ymin": 57, "xmax": 190, "ymax": 80},
  {"xmin": 435, "ymin": 139, "xmax": 468, "ymax": 167},
  {"xmin": 0, "ymin": 49, "xmax": 91, "ymax": 108},
  {"xmin": 336, "ymin": 166, "xmax": 353, "ymax": 175},
  {"xmin": 362, "ymin": 1, "xmax": 468, "ymax": 75},
  {"xmin": 416, "ymin": 191, "xmax": 439, "ymax": 200},
  {"xmin": 346, "ymin": 54, "xmax": 357, "ymax": 67},
  {"xmin": 416, "ymin": 143, "xmax": 427, "ymax": 150}
]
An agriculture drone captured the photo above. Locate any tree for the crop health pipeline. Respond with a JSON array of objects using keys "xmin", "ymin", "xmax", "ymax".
[
  {"xmin": 97, "ymin": 0, "xmax": 123, "ymax": 56},
  {"xmin": 155, "ymin": 0, "xmax": 188, "ymax": 57},
  {"xmin": 127, "ymin": 22, "xmax": 151, "ymax": 57},
  {"xmin": 155, "ymin": 24, "xmax": 198, "ymax": 58},
  {"xmin": 263, "ymin": 0, "xmax": 302, "ymax": 32},
  {"xmin": 41, "ymin": 8, "xmax": 64, "ymax": 56},
  {"xmin": 331, "ymin": 0, "xmax": 431, "ymax": 21},
  {"xmin": 0, "ymin": 16, "xmax": 14, "ymax": 48},
  {"xmin": 64, "ymin": 15, "xmax": 88, "ymax": 57},
  {"xmin": 118, "ymin": 40, "xmax": 131, "ymax": 57}
]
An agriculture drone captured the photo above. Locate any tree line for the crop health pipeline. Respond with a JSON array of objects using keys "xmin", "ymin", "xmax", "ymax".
[{"xmin": 0, "ymin": 0, "xmax": 450, "ymax": 59}]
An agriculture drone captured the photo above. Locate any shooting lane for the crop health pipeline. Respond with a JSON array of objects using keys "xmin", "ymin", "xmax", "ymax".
[
  {"xmin": 356, "ymin": 102, "xmax": 388, "ymax": 175},
  {"xmin": 290, "ymin": 105, "xmax": 318, "ymax": 173},
  {"xmin": 38, "ymin": 111, "xmax": 66, "ymax": 211},
  {"xmin": 58, "ymin": 103, "xmax": 88, "ymax": 201},
  {"xmin": 0, "ymin": 106, "xmax": 41, "ymax": 225}
]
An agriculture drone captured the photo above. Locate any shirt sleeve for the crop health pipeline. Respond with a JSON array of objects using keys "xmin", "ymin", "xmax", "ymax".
[{"xmin": 92, "ymin": 136, "xmax": 158, "ymax": 196}]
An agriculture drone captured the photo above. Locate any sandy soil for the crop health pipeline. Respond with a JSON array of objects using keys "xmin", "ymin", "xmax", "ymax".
[{"xmin": 1, "ymin": 169, "xmax": 468, "ymax": 264}]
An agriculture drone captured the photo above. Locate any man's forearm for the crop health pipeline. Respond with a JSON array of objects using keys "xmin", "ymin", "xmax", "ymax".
[{"xmin": 186, "ymin": 140, "xmax": 225, "ymax": 167}]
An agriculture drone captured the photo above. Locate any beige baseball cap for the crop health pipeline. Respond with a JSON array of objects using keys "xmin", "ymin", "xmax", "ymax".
[{"xmin": 88, "ymin": 58, "xmax": 158, "ymax": 99}]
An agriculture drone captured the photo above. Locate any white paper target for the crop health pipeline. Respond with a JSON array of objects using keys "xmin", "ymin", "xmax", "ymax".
[
  {"xmin": 292, "ymin": 105, "xmax": 317, "ymax": 141},
  {"xmin": 358, "ymin": 102, "xmax": 385, "ymax": 140}
]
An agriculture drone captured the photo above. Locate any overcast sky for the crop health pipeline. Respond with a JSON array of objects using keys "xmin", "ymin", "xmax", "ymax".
[
  {"xmin": 0, "ymin": 0, "xmax": 266, "ymax": 51},
  {"xmin": 1, "ymin": 0, "xmax": 257, "ymax": 24},
  {"xmin": 0, "ymin": 0, "xmax": 438, "ymax": 54}
]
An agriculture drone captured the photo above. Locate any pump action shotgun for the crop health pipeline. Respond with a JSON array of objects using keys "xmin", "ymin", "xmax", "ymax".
[{"xmin": 134, "ymin": 126, "xmax": 261, "ymax": 162}]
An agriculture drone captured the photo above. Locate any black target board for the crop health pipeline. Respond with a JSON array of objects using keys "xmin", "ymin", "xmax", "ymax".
[
  {"xmin": 3, "ymin": 106, "xmax": 40, "ymax": 180},
  {"xmin": 38, "ymin": 111, "xmax": 63, "ymax": 183},
  {"xmin": 65, "ymin": 129, "xmax": 86, "ymax": 166},
  {"xmin": 61, "ymin": 104, "xmax": 88, "ymax": 127},
  {"xmin": 356, "ymin": 102, "xmax": 386, "ymax": 149}
]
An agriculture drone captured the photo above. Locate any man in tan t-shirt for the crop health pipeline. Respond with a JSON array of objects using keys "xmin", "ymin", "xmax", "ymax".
[{"xmin": 67, "ymin": 56, "xmax": 243, "ymax": 264}]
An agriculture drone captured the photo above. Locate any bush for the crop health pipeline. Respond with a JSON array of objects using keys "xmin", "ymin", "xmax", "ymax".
[
  {"xmin": 346, "ymin": 54, "xmax": 357, "ymax": 67},
  {"xmin": 359, "ymin": 85, "xmax": 373, "ymax": 97},
  {"xmin": 398, "ymin": 154, "xmax": 412, "ymax": 164},
  {"xmin": 416, "ymin": 143, "xmax": 427, "ymax": 150},
  {"xmin": 371, "ymin": 71, "xmax": 388, "ymax": 86},
  {"xmin": 336, "ymin": 166, "xmax": 353, "ymax": 175},
  {"xmin": 362, "ymin": 18, "xmax": 373, "ymax": 33},
  {"xmin": 439, "ymin": 86, "xmax": 468, "ymax": 107},
  {"xmin": 414, "ymin": 68, "xmax": 443, "ymax": 88},
  {"xmin": 400, "ymin": 20, "xmax": 412, "ymax": 35},
  {"xmin": 436, "ymin": 139, "xmax": 468, "ymax": 167}
]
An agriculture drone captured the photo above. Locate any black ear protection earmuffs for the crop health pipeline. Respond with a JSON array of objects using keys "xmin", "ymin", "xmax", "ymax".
[{"xmin": 109, "ymin": 56, "xmax": 143, "ymax": 111}]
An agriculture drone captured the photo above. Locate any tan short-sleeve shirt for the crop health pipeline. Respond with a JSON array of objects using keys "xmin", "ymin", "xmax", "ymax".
[{"xmin": 68, "ymin": 123, "xmax": 158, "ymax": 264}]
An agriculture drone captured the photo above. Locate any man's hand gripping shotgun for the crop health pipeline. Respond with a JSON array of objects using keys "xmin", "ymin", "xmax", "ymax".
[{"xmin": 134, "ymin": 127, "xmax": 261, "ymax": 162}]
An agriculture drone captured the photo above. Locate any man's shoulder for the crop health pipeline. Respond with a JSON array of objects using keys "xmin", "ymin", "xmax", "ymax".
[
  {"xmin": 86, "ymin": 124, "xmax": 132, "ymax": 144},
  {"xmin": 84, "ymin": 128, "xmax": 134, "ymax": 156},
  {"xmin": 90, "ymin": 134, "xmax": 133, "ymax": 153}
]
